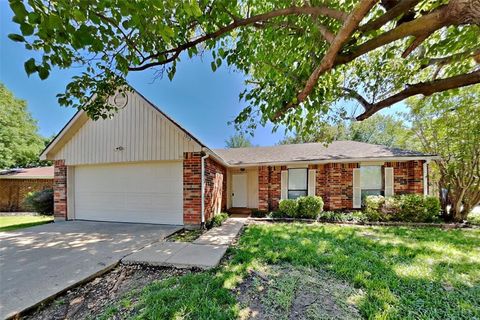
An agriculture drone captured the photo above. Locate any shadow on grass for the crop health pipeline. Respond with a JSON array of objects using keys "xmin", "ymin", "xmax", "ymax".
[
  {"xmin": 0, "ymin": 220, "xmax": 53, "ymax": 232},
  {"xmin": 103, "ymin": 224, "xmax": 480, "ymax": 319}
]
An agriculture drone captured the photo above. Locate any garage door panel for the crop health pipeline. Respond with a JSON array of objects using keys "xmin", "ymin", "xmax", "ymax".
[{"xmin": 74, "ymin": 162, "xmax": 183, "ymax": 225}]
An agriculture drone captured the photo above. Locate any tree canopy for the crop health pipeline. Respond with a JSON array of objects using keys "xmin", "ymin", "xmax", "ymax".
[
  {"xmin": 0, "ymin": 83, "xmax": 47, "ymax": 169},
  {"xmin": 279, "ymin": 114, "xmax": 419, "ymax": 150},
  {"xmin": 225, "ymin": 133, "xmax": 254, "ymax": 148},
  {"xmin": 408, "ymin": 86, "xmax": 480, "ymax": 221},
  {"xmin": 8, "ymin": 0, "xmax": 480, "ymax": 134}
]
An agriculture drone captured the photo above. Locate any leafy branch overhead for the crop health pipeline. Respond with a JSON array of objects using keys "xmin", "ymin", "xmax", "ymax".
[{"xmin": 8, "ymin": 0, "xmax": 480, "ymax": 131}]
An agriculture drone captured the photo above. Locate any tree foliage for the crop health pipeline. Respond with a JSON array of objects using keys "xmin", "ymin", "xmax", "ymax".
[
  {"xmin": 408, "ymin": 86, "xmax": 480, "ymax": 221},
  {"xmin": 225, "ymin": 133, "xmax": 253, "ymax": 148},
  {"xmin": 279, "ymin": 114, "xmax": 419, "ymax": 150},
  {"xmin": 0, "ymin": 83, "xmax": 47, "ymax": 169},
  {"xmin": 8, "ymin": 0, "xmax": 480, "ymax": 135}
]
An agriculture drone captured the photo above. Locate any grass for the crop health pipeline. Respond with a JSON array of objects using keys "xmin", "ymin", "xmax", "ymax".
[
  {"xmin": 168, "ymin": 229, "xmax": 204, "ymax": 242},
  {"xmin": 100, "ymin": 223, "xmax": 480, "ymax": 319},
  {"xmin": 0, "ymin": 215, "xmax": 53, "ymax": 231}
]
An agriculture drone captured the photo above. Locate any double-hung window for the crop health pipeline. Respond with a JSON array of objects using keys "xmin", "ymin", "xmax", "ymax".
[
  {"xmin": 360, "ymin": 165, "xmax": 383, "ymax": 200},
  {"xmin": 288, "ymin": 168, "xmax": 308, "ymax": 199}
]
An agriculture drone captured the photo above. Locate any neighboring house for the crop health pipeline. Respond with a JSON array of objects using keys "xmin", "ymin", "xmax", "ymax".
[
  {"xmin": 0, "ymin": 166, "xmax": 54, "ymax": 211},
  {"xmin": 40, "ymin": 89, "xmax": 437, "ymax": 227}
]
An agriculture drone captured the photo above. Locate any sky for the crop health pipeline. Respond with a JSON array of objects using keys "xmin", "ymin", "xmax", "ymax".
[{"xmin": 0, "ymin": 2, "xmax": 405, "ymax": 148}]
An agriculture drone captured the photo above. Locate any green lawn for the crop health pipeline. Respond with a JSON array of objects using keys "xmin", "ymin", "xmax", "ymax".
[
  {"xmin": 102, "ymin": 223, "xmax": 480, "ymax": 319},
  {"xmin": 0, "ymin": 215, "xmax": 53, "ymax": 231}
]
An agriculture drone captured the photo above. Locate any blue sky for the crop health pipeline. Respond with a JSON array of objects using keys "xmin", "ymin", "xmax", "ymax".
[{"xmin": 0, "ymin": 2, "xmax": 405, "ymax": 148}]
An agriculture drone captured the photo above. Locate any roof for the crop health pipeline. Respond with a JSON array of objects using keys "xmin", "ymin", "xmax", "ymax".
[
  {"xmin": 0, "ymin": 166, "xmax": 54, "ymax": 179},
  {"xmin": 213, "ymin": 141, "xmax": 437, "ymax": 166}
]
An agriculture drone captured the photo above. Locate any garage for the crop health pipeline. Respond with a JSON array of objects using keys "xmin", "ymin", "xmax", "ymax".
[{"xmin": 74, "ymin": 162, "xmax": 183, "ymax": 225}]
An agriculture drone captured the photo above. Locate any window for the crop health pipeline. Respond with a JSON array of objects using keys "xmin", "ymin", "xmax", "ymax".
[
  {"xmin": 288, "ymin": 168, "xmax": 308, "ymax": 199},
  {"xmin": 360, "ymin": 166, "xmax": 383, "ymax": 200}
]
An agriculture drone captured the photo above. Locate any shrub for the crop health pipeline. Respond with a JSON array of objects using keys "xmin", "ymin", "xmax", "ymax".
[
  {"xmin": 205, "ymin": 212, "xmax": 229, "ymax": 229},
  {"xmin": 278, "ymin": 199, "xmax": 298, "ymax": 218},
  {"xmin": 251, "ymin": 209, "xmax": 267, "ymax": 218},
  {"xmin": 318, "ymin": 211, "xmax": 367, "ymax": 223},
  {"xmin": 269, "ymin": 210, "xmax": 285, "ymax": 219},
  {"xmin": 297, "ymin": 196, "xmax": 324, "ymax": 219},
  {"xmin": 23, "ymin": 189, "xmax": 54, "ymax": 215},
  {"xmin": 364, "ymin": 194, "xmax": 441, "ymax": 222}
]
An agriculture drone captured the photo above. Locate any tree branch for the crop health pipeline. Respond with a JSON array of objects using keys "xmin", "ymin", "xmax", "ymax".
[
  {"xmin": 421, "ymin": 48, "xmax": 480, "ymax": 68},
  {"xmin": 341, "ymin": 87, "xmax": 371, "ymax": 107},
  {"xmin": 129, "ymin": 6, "xmax": 348, "ymax": 71},
  {"xmin": 272, "ymin": 0, "xmax": 378, "ymax": 120},
  {"xmin": 356, "ymin": 69, "xmax": 480, "ymax": 120},
  {"xmin": 358, "ymin": 0, "xmax": 421, "ymax": 32}
]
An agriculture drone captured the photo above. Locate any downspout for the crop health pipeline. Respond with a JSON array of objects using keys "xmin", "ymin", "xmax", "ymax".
[{"xmin": 201, "ymin": 153, "xmax": 209, "ymax": 228}]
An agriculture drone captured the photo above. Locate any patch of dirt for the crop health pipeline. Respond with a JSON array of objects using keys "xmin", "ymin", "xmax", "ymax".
[
  {"xmin": 167, "ymin": 228, "xmax": 204, "ymax": 242},
  {"xmin": 234, "ymin": 264, "xmax": 364, "ymax": 320},
  {"xmin": 24, "ymin": 264, "xmax": 193, "ymax": 320}
]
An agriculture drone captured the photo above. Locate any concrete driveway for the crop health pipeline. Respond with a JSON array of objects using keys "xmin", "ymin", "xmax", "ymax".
[{"xmin": 0, "ymin": 221, "xmax": 181, "ymax": 319}]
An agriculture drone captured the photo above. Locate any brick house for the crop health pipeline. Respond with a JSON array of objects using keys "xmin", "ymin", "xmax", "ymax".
[
  {"xmin": 0, "ymin": 167, "xmax": 54, "ymax": 211},
  {"xmin": 40, "ymin": 88, "xmax": 437, "ymax": 227}
]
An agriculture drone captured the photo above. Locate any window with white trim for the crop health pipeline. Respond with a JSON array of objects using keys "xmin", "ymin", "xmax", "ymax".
[
  {"xmin": 288, "ymin": 168, "xmax": 308, "ymax": 199},
  {"xmin": 360, "ymin": 165, "xmax": 383, "ymax": 200}
]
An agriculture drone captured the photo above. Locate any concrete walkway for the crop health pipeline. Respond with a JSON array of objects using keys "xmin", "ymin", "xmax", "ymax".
[{"xmin": 123, "ymin": 218, "xmax": 245, "ymax": 269}]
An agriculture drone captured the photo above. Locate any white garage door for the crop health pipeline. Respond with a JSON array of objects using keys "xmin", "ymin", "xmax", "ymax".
[{"xmin": 74, "ymin": 162, "xmax": 183, "ymax": 225}]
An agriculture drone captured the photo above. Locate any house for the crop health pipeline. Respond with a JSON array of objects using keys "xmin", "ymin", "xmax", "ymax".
[
  {"xmin": 0, "ymin": 166, "xmax": 54, "ymax": 211},
  {"xmin": 40, "ymin": 89, "xmax": 437, "ymax": 227}
]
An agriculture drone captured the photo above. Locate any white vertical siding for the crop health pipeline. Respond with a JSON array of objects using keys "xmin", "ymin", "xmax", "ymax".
[{"xmin": 54, "ymin": 91, "xmax": 202, "ymax": 165}]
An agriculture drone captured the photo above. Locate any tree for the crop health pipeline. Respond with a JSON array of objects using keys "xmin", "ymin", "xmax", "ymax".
[
  {"xmin": 279, "ymin": 114, "xmax": 419, "ymax": 150},
  {"xmin": 0, "ymin": 83, "xmax": 46, "ymax": 168},
  {"xmin": 225, "ymin": 134, "xmax": 253, "ymax": 148},
  {"xmin": 8, "ymin": 0, "xmax": 480, "ymax": 135},
  {"xmin": 408, "ymin": 86, "xmax": 480, "ymax": 221}
]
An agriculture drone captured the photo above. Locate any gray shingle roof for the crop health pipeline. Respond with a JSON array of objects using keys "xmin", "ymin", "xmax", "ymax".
[{"xmin": 213, "ymin": 141, "xmax": 435, "ymax": 166}]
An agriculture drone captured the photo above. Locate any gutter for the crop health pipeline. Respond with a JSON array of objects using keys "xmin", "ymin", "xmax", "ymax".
[{"xmin": 201, "ymin": 153, "xmax": 209, "ymax": 228}]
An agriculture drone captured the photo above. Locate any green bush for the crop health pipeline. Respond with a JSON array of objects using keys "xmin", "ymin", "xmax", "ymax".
[
  {"xmin": 269, "ymin": 210, "xmax": 285, "ymax": 219},
  {"xmin": 297, "ymin": 196, "xmax": 324, "ymax": 219},
  {"xmin": 278, "ymin": 199, "xmax": 298, "ymax": 218},
  {"xmin": 251, "ymin": 209, "xmax": 267, "ymax": 218},
  {"xmin": 23, "ymin": 189, "xmax": 54, "ymax": 215},
  {"xmin": 318, "ymin": 211, "xmax": 367, "ymax": 223},
  {"xmin": 364, "ymin": 194, "xmax": 441, "ymax": 222},
  {"xmin": 205, "ymin": 212, "xmax": 229, "ymax": 229}
]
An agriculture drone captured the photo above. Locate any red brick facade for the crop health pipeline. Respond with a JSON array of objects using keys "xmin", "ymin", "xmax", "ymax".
[
  {"xmin": 385, "ymin": 160, "xmax": 424, "ymax": 194},
  {"xmin": 257, "ymin": 160, "xmax": 424, "ymax": 211},
  {"xmin": 204, "ymin": 157, "xmax": 227, "ymax": 221},
  {"xmin": 0, "ymin": 178, "xmax": 53, "ymax": 211},
  {"xmin": 183, "ymin": 152, "xmax": 227, "ymax": 226},
  {"xmin": 53, "ymin": 160, "xmax": 67, "ymax": 220},
  {"xmin": 311, "ymin": 163, "xmax": 358, "ymax": 210},
  {"xmin": 183, "ymin": 152, "xmax": 202, "ymax": 225}
]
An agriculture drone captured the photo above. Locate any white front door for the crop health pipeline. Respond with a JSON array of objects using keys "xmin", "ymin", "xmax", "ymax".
[{"xmin": 232, "ymin": 174, "xmax": 247, "ymax": 207}]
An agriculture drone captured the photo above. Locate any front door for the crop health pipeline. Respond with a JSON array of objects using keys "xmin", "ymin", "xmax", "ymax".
[{"xmin": 232, "ymin": 174, "xmax": 247, "ymax": 207}]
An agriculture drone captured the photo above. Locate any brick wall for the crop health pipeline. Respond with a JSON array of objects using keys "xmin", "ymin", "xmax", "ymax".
[
  {"xmin": 53, "ymin": 160, "xmax": 67, "ymax": 220},
  {"xmin": 310, "ymin": 163, "xmax": 357, "ymax": 210},
  {"xmin": 204, "ymin": 157, "xmax": 227, "ymax": 221},
  {"xmin": 258, "ymin": 166, "xmax": 269, "ymax": 211},
  {"xmin": 0, "ymin": 178, "xmax": 53, "ymax": 211},
  {"xmin": 257, "ymin": 160, "xmax": 423, "ymax": 211},
  {"xmin": 183, "ymin": 152, "xmax": 202, "ymax": 225},
  {"xmin": 258, "ymin": 165, "xmax": 286, "ymax": 211},
  {"xmin": 385, "ymin": 160, "xmax": 424, "ymax": 194}
]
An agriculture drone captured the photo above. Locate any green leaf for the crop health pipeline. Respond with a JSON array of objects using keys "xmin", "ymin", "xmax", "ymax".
[
  {"xmin": 72, "ymin": 10, "xmax": 86, "ymax": 22},
  {"xmin": 20, "ymin": 23, "xmax": 34, "ymax": 36},
  {"xmin": 211, "ymin": 61, "xmax": 217, "ymax": 72},
  {"xmin": 38, "ymin": 66, "xmax": 50, "ymax": 80},
  {"xmin": 8, "ymin": 33, "xmax": 25, "ymax": 42},
  {"xmin": 10, "ymin": 1, "xmax": 28, "ymax": 20},
  {"xmin": 24, "ymin": 58, "xmax": 37, "ymax": 76}
]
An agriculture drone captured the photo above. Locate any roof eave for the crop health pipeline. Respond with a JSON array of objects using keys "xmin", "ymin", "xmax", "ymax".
[{"xmin": 223, "ymin": 155, "xmax": 440, "ymax": 167}]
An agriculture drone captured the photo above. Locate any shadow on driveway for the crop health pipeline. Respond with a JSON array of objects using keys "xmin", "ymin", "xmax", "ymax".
[{"xmin": 0, "ymin": 220, "xmax": 181, "ymax": 319}]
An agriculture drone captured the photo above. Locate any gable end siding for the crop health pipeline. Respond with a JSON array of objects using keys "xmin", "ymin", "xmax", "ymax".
[{"xmin": 52, "ymin": 92, "xmax": 201, "ymax": 165}]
